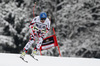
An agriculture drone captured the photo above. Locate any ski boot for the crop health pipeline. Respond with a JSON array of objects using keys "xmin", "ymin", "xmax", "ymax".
[
  {"xmin": 20, "ymin": 49, "xmax": 27, "ymax": 59},
  {"xmin": 31, "ymin": 49, "xmax": 37, "ymax": 56},
  {"xmin": 20, "ymin": 51, "xmax": 26, "ymax": 59}
]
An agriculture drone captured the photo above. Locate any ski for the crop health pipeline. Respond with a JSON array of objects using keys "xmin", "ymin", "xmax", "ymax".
[
  {"xmin": 30, "ymin": 54, "xmax": 38, "ymax": 61},
  {"xmin": 20, "ymin": 57, "xmax": 28, "ymax": 63}
]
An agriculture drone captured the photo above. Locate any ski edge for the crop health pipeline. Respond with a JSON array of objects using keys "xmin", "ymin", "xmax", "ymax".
[
  {"xmin": 20, "ymin": 57, "xmax": 28, "ymax": 63},
  {"xmin": 30, "ymin": 54, "xmax": 38, "ymax": 61}
]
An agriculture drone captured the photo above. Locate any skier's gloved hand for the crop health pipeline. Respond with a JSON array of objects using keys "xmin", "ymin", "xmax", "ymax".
[
  {"xmin": 41, "ymin": 29, "xmax": 47, "ymax": 34},
  {"xmin": 33, "ymin": 26, "xmax": 38, "ymax": 31}
]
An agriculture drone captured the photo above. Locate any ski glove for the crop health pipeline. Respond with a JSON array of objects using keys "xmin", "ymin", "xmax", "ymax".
[
  {"xmin": 41, "ymin": 29, "xmax": 47, "ymax": 34},
  {"xmin": 30, "ymin": 25, "xmax": 38, "ymax": 31},
  {"xmin": 33, "ymin": 26, "xmax": 38, "ymax": 31}
]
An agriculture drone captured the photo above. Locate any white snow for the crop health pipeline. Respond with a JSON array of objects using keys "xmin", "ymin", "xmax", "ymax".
[{"xmin": 0, "ymin": 53, "xmax": 100, "ymax": 66}]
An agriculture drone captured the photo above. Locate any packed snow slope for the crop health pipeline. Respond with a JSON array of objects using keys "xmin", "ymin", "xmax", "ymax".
[{"xmin": 0, "ymin": 53, "xmax": 100, "ymax": 66}]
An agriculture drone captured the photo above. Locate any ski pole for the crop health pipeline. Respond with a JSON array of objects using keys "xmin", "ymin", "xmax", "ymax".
[{"xmin": 33, "ymin": 2, "xmax": 36, "ymax": 18}]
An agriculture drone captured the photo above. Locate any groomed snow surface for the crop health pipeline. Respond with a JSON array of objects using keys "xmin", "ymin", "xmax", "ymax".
[{"xmin": 0, "ymin": 53, "xmax": 100, "ymax": 66}]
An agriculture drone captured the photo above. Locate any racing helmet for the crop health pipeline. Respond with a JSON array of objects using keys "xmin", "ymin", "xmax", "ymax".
[{"xmin": 40, "ymin": 12, "xmax": 47, "ymax": 20}]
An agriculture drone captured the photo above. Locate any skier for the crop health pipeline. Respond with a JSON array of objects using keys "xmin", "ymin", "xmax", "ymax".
[{"xmin": 20, "ymin": 12, "xmax": 51, "ymax": 59}]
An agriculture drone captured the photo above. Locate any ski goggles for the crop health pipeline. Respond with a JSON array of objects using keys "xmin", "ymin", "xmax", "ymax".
[{"xmin": 41, "ymin": 18, "xmax": 46, "ymax": 20}]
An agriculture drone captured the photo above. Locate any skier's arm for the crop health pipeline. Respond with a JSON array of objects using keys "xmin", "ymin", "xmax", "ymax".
[
  {"xmin": 29, "ymin": 17, "xmax": 37, "ymax": 28},
  {"xmin": 30, "ymin": 18, "xmax": 39, "ymax": 31},
  {"xmin": 39, "ymin": 20, "xmax": 51, "ymax": 39},
  {"xmin": 41, "ymin": 20, "xmax": 51, "ymax": 35},
  {"xmin": 45, "ymin": 20, "xmax": 50, "ymax": 33}
]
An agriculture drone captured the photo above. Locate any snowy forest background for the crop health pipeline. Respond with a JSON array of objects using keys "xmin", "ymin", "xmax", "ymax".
[{"xmin": 0, "ymin": 0, "xmax": 100, "ymax": 58}]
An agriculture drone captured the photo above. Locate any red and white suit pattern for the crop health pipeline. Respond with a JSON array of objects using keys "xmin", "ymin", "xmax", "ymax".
[{"xmin": 24, "ymin": 16, "xmax": 50, "ymax": 52}]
